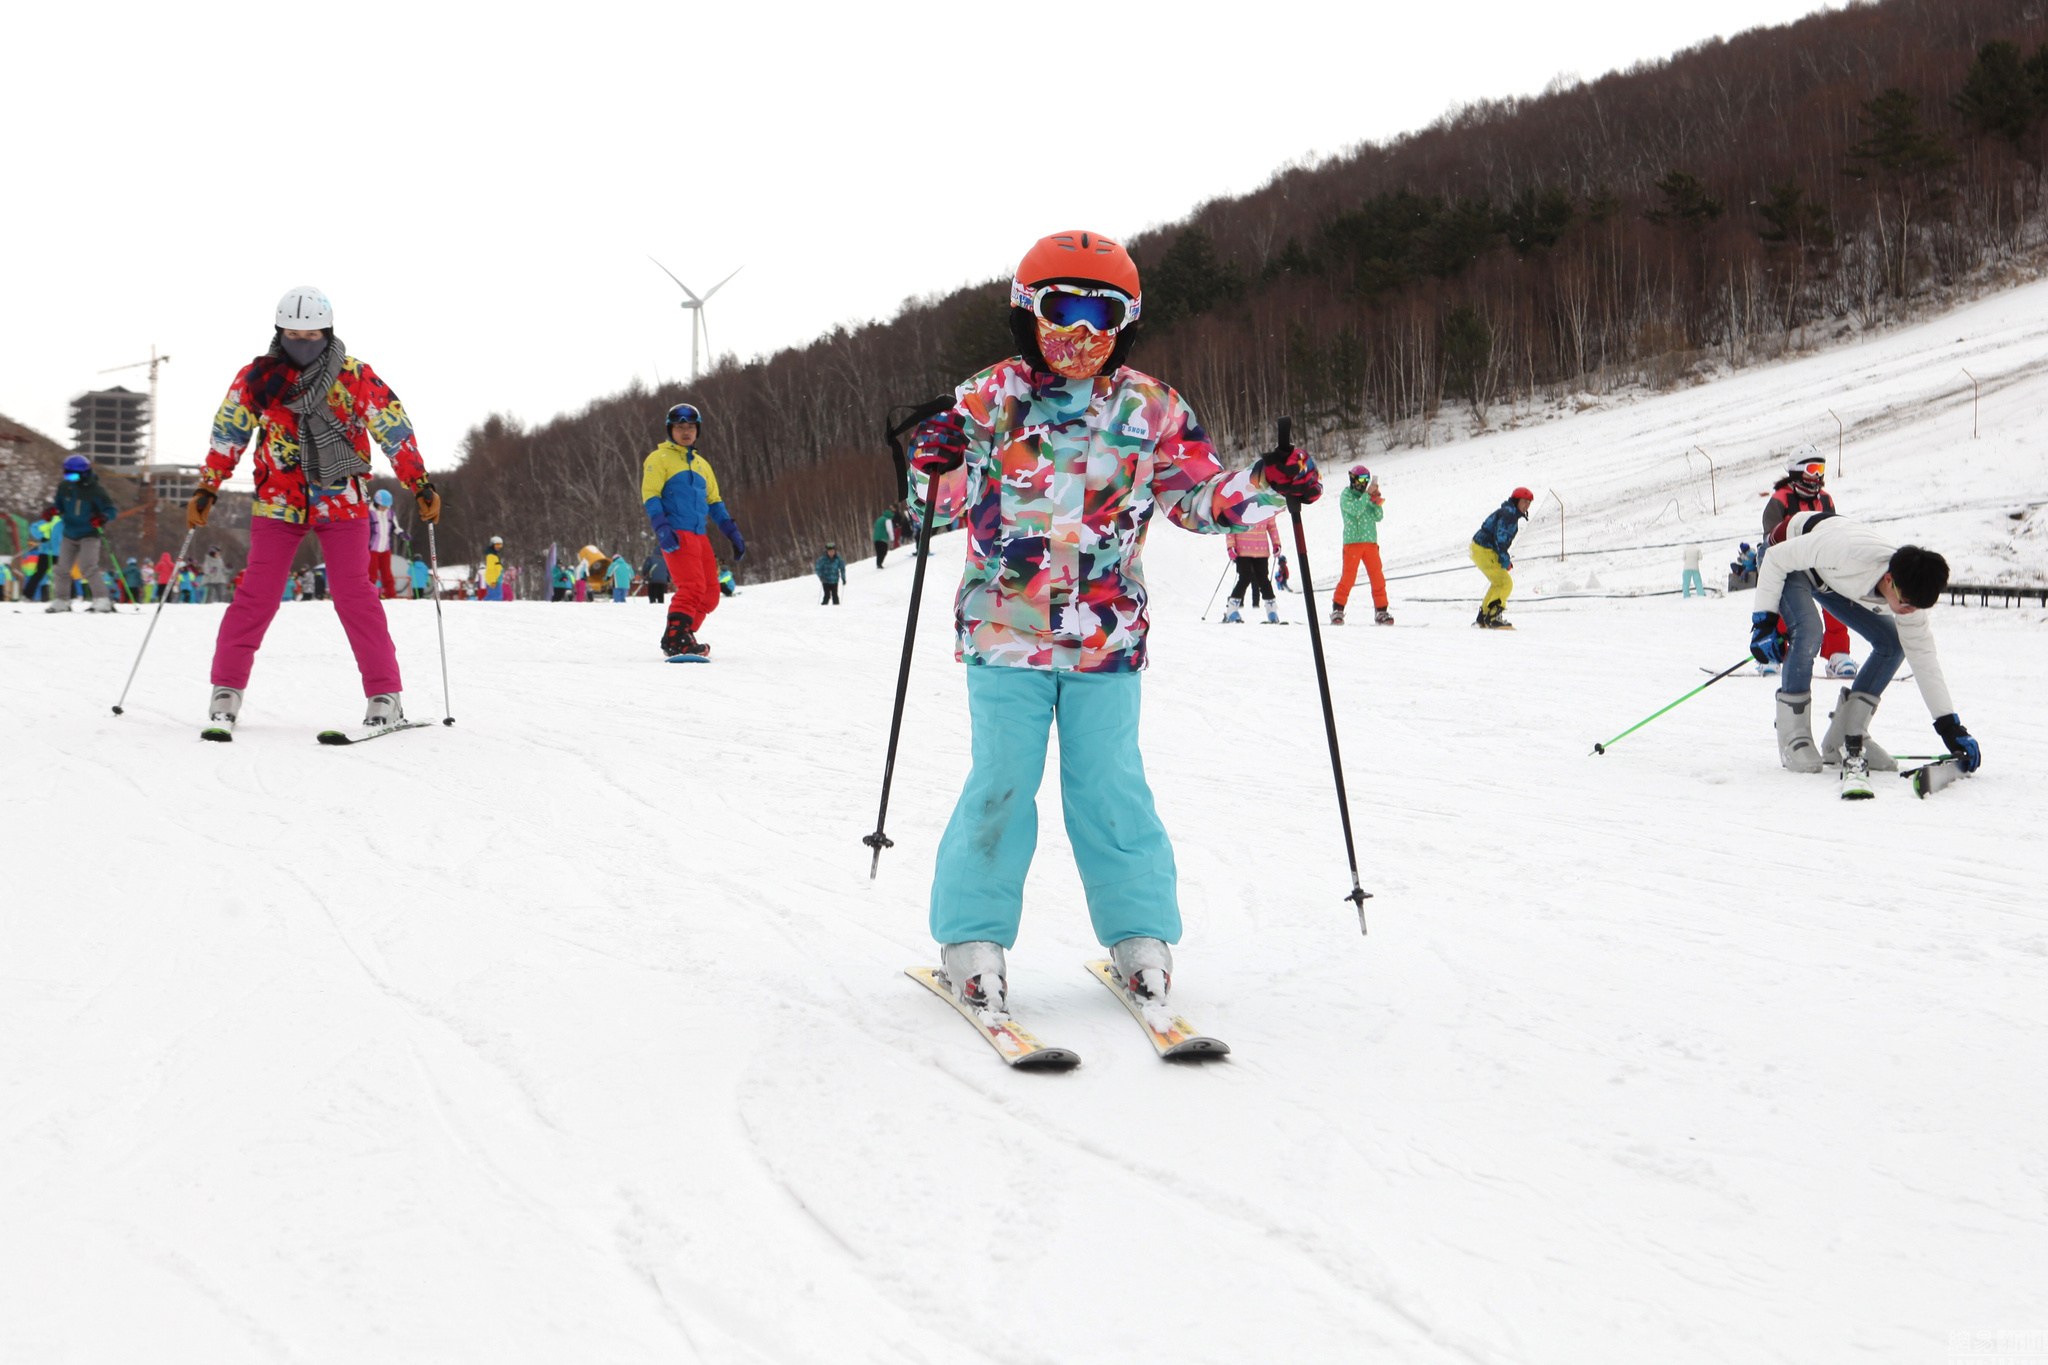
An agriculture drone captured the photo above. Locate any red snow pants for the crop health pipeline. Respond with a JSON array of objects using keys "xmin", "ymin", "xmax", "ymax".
[
  {"xmin": 662, "ymin": 531, "xmax": 721, "ymax": 627},
  {"xmin": 368, "ymin": 550, "xmax": 396, "ymax": 599}
]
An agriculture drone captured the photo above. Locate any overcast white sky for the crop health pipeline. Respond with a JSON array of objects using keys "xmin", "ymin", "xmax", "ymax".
[{"xmin": 1, "ymin": 0, "xmax": 1841, "ymax": 475}]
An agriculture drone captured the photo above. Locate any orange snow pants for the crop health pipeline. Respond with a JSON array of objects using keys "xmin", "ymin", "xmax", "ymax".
[
  {"xmin": 662, "ymin": 531, "xmax": 721, "ymax": 627},
  {"xmin": 1334, "ymin": 543, "xmax": 1388, "ymax": 611}
]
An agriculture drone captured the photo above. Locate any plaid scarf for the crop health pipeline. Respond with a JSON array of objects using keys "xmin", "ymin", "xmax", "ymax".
[{"xmin": 264, "ymin": 335, "xmax": 364, "ymax": 492}]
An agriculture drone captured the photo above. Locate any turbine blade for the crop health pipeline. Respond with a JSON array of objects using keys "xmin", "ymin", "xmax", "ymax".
[
  {"xmin": 648, "ymin": 256, "xmax": 702, "ymax": 302},
  {"xmin": 701, "ymin": 265, "xmax": 743, "ymax": 301}
]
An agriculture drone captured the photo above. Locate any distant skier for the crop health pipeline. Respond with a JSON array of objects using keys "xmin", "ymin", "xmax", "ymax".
[
  {"xmin": 550, "ymin": 560, "xmax": 572, "ymax": 602},
  {"xmin": 640, "ymin": 551, "xmax": 669, "ymax": 605},
  {"xmin": 1749, "ymin": 511, "xmax": 1978, "ymax": 792},
  {"xmin": 872, "ymin": 509, "xmax": 893, "ymax": 569},
  {"xmin": 907, "ymin": 228, "xmax": 1318, "ymax": 1013},
  {"xmin": 409, "ymin": 556, "xmax": 431, "ymax": 600},
  {"xmin": 1221, "ymin": 517, "xmax": 1282, "ymax": 623},
  {"xmin": 367, "ymin": 489, "xmax": 399, "ymax": 598},
  {"xmin": 815, "ymin": 541, "xmax": 848, "ymax": 604},
  {"xmin": 1471, "ymin": 487, "xmax": 1531, "ymax": 628},
  {"xmin": 41, "ymin": 456, "xmax": 118, "ymax": 613},
  {"xmin": 1330, "ymin": 464, "xmax": 1392, "ymax": 625},
  {"xmin": 201, "ymin": 547, "xmax": 229, "ymax": 604},
  {"xmin": 1274, "ymin": 553, "xmax": 1291, "ymax": 593},
  {"xmin": 1681, "ymin": 545, "xmax": 1706, "ymax": 599},
  {"xmin": 608, "ymin": 553, "xmax": 631, "ymax": 603},
  {"xmin": 187, "ymin": 285, "xmax": 439, "ymax": 738},
  {"xmin": 122, "ymin": 557, "xmax": 143, "ymax": 602},
  {"xmin": 1763, "ymin": 448, "xmax": 1854, "ymax": 676},
  {"xmin": 642, "ymin": 401, "xmax": 747, "ymax": 658},
  {"xmin": 481, "ymin": 537, "xmax": 508, "ymax": 601}
]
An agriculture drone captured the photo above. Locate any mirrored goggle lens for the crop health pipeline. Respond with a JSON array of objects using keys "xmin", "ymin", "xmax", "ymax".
[
  {"xmin": 668, "ymin": 405, "xmax": 701, "ymax": 424},
  {"xmin": 1800, "ymin": 462, "xmax": 1825, "ymax": 479},
  {"xmin": 1037, "ymin": 289, "xmax": 1129, "ymax": 332}
]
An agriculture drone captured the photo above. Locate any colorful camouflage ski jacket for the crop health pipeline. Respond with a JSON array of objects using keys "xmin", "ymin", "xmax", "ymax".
[
  {"xmin": 913, "ymin": 358, "xmax": 1283, "ymax": 673},
  {"xmin": 202, "ymin": 355, "xmax": 428, "ymax": 524}
]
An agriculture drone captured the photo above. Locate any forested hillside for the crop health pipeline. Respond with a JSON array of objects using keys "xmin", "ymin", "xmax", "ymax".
[{"xmin": 445, "ymin": 0, "xmax": 2048, "ymax": 582}]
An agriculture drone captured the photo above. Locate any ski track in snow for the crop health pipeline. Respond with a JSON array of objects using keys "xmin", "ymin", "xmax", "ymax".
[{"xmin": 5, "ymin": 281, "xmax": 2048, "ymax": 1363}]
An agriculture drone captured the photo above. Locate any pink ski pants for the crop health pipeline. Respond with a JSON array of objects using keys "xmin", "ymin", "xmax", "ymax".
[{"xmin": 211, "ymin": 516, "xmax": 401, "ymax": 696}]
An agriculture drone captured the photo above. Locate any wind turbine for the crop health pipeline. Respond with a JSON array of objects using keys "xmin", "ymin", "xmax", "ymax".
[{"xmin": 649, "ymin": 258, "xmax": 742, "ymax": 383}]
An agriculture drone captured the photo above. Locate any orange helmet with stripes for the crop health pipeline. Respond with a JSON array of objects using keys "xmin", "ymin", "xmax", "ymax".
[{"xmin": 1012, "ymin": 230, "xmax": 1141, "ymax": 303}]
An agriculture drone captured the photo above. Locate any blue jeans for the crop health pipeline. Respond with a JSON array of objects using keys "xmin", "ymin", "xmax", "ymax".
[
  {"xmin": 1780, "ymin": 572, "xmax": 1904, "ymax": 696},
  {"xmin": 930, "ymin": 667, "xmax": 1180, "ymax": 950}
]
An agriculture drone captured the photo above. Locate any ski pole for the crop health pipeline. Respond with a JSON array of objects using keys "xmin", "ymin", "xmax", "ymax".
[
  {"xmin": 1277, "ymin": 417, "xmax": 1372, "ymax": 934},
  {"xmin": 1592, "ymin": 657, "xmax": 1749, "ymax": 754},
  {"xmin": 110, "ymin": 527, "xmax": 195, "ymax": 715},
  {"xmin": 1200, "ymin": 559, "xmax": 1232, "ymax": 620},
  {"xmin": 864, "ymin": 396, "xmax": 953, "ymax": 878},
  {"xmin": 426, "ymin": 521, "xmax": 455, "ymax": 725}
]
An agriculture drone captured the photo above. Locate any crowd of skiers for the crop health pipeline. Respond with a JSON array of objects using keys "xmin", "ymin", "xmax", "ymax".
[{"xmin": 16, "ymin": 258, "xmax": 1984, "ymax": 1028}]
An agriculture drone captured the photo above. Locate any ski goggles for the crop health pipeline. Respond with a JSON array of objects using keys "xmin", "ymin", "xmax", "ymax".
[
  {"xmin": 1794, "ymin": 460, "xmax": 1825, "ymax": 480},
  {"xmin": 1010, "ymin": 282, "xmax": 1140, "ymax": 333},
  {"xmin": 666, "ymin": 403, "xmax": 703, "ymax": 426}
]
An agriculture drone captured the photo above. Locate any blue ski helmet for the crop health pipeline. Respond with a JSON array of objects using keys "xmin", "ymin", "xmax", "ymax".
[
  {"xmin": 62, "ymin": 454, "xmax": 92, "ymax": 479},
  {"xmin": 375, "ymin": 489, "xmax": 394, "ymax": 506}
]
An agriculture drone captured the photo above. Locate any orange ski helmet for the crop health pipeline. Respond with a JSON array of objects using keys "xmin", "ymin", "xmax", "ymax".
[{"xmin": 1012, "ymin": 230, "xmax": 1142, "ymax": 303}]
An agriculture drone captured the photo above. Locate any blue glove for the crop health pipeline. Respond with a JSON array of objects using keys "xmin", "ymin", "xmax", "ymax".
[
  {"xmin": 1499, "ymin": 554, "xmax": 1512, "ymax": 573},
  {"xmin": 656, "ymin": 527, "xmax": 678, "ymax": 554},
  {"xmin": 727, "ymin": 527, "xmax": 747, "ymax": 560},
  {"xmin": 1933, "ymin": 714, "xmax": 1981, "ymax": 773},
  {"xmin": 1750, "ymin": 611, "xmax": 1786, "ymax": 664}
]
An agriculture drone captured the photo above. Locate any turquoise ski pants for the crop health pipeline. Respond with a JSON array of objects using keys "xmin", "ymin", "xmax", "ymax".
[{"xmin": 929, "ymin": 666, "xmax": 1180, "ymax": 950}]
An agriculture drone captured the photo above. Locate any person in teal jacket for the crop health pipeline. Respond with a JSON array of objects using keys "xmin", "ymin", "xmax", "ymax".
[
  {"xmin": 872, "ymin": 510, "xmax": 893, "ymax": 569},
  {"xmin": 608, "ymin": 554, "xmax": 632, "ymax": 602},
  {"xmin": 815, "ymin": 542, "xmax": 848, "ymax": 604},
  {"xmin": 44, "ymin": 455, "xmax": 119, "ymax": 612},
  {"xmin": 22, "ymin": 511, "xmax": 63, "ymax": 601},
  {"xmin": 409, "ymin": 557, "xmax": 431, "ymax": 599}
]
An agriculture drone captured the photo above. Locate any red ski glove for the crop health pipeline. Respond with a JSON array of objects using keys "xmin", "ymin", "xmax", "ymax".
[
  {"xmin": 1260, "ymin": 445, "xmax": 1322, "ymax": 503},
  {"xmin": 910, "ymin": 409, "xmax": 968, "ymax": 476}
]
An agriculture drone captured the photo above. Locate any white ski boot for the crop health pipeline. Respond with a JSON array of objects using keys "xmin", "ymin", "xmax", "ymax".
[
  {"xmin": 363, "ymin": 693, "xmax": 406, "ymax": 731},
  {"xmin": 44, "ymin": 599, "xmax": 73, "ymax": 613},
  {"xmin": 1840, "ymin": 741, "xmax": 1876, "ymax": 800},
  {"xmin": 1825, "ymin": 653, "xmax": 1859, "ymax": 679},
  {"xmin": 940, "ymin": 941, "xmax": 1007, "ymax": 1012},
  {"xmin": 1330, "ymin": 604, "xmax": 1346, "ymax": 626},
  {"xmin": 1819, "ymin": 687, "xmax": 1897, "ymax": 771},
  {"xmin": 1264, "ymin": 603, "xmax": 1280, "ymax": 624},
  {"xmin": 202, "ymin": 686, "xmax": 243, "ymax": 742},
  {"xmin": 92, "ymin": 598, "xmax": 116, "ymax": 614},
  {"xmin": 1222, "ymin": 597, "xmax": 1243, "ymax": 624},
  {"xmin": 1774, "ymin": 690, "xmax": 1823, "ymax": 773},
  {"xmin": 1374, "ymin": 608, "xmax": 1395, "ymax": 625},
  {"xmin": 1110, "ymin": 936, "xmax": 1173, "ymax": 1001}
]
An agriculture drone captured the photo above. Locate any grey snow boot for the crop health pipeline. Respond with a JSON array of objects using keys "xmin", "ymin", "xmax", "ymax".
[
  {"xmin": 44, "ymin": 599, "xmax": 74, "ymax": 613},
  {"xmin": 363, "ymin": 693, "xmax": 405, "ymax": 730},
  {"xmin": 202, "ymin": 686, "xmax": 243, "ymax": 741},
  {"xmin": 1819, "ymin": 687, "xmax": 1897, "ymax": 771},
  {"xmin": 1774, "ymin": 690, "xmax": 1823, "ymax": 773},
  {"xmin": 1110, "ymin": 936, "xmax": 1173, "ymax": 1001},
  {"xmin": 940, "ymin": 941, "xmax": 1007, "ymax": 1012}
]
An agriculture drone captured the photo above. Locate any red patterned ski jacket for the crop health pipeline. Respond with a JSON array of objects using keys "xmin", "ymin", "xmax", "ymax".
[{"xmin": 201, "ymin": 355, "xmax": 428, "ymax": 524}]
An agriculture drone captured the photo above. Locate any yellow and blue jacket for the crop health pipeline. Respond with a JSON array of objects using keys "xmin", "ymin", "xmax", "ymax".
[{"xmin": 642, "ymin": 442, "xmax": 740, "ymax": 543}]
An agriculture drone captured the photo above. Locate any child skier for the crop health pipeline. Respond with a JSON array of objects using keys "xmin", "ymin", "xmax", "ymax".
[
  {"xmin": 1763, "ymin": 448, "xmax": 1855, "ymax": 676},
  {"xmin": 1222, "ymin": 517, "xmax": 1282, "ymax": 623},
  {"xmin": 908, "ymin": 229, "xmax": 1320, "ymax": 1011},
  {"xmin": 367, "ymin": 489, "xmax": 399, "ymax": 598},
  {"xmin": 1330, "ymin": 465, "xmax": 1391, "ymax": 625},
  {"xmin": 1749, "ymin": 511, "xmax": 1978, "ymax": 795},
  {"xmin": 641, "ymin": 402, "xmax": 747, "ymax": 658},
  {"xmin": 1471, "ymin": 488, "xmax": 1531, "ymax": 628},
  {"xmin": 41, "ymin": 455, "xmax": 118, "ymax": 613},
  {"xmin": 188, "ymin": 286, "xmax": 438, "ymax": 737},
  {"xmin": 815, "ymin": 541, "xmax": 848, "ymax": 604}
]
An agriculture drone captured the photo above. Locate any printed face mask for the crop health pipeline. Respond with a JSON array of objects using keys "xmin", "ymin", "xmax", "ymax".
[
  {"xmin": 1035, "ymin": 319, "xmax": 1118, "ymax": 379},
  {"xmin": 281, "ymin": 334, "xmax": 328, "ymax": 367}
]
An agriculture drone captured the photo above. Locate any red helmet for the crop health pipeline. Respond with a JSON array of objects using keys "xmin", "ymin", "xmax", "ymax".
[
  {"xmin": 1511, "ymin": 486, "xmax": 1534, "ymax": 502},
  {"xmin": 1012, "ymin": 230, "xmax": 1141, "ymax": 307}
]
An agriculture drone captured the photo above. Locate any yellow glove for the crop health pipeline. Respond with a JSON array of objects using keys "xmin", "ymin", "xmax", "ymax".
[{"xmin": 187, "ymin": 487, "xmax": 217, "ymax": 529}]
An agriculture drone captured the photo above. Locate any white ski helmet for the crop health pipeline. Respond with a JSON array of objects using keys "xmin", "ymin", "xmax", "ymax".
[
  {"xmin": 276, "ymin": 285, "xmax": 334, "ymax": 330},
  {"xmin": 1786, "ymin": 442, "xmax": 1824, "ymax": 477}
]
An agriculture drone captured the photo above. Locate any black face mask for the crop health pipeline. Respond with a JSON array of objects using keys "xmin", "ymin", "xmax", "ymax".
[{"xmin": 281, "ymin": 334, "xmax": 328, "ymax": 367}]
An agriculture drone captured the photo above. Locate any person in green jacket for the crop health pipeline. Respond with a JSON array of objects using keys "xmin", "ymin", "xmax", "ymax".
[
  {"xmin": 872, "ymin": 510, "xmax": 894, "ymax": 569},
  {"xmin": 1331, "ymin": 465, "xmax": 1392, "ymax": 625}
]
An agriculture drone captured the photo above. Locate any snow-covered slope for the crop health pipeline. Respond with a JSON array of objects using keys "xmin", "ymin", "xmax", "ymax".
[{"xmin": 3, "ymin": 284, "xmax": 2045, "ymax": 1365}]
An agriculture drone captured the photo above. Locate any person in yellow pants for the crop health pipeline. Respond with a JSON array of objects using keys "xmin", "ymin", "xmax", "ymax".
[{"xmin": 1471, "ymin": 487, "xmax": 1532, "ymax": 628}]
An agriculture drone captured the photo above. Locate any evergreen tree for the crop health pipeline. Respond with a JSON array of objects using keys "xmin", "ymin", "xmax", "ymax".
[
  {"xmin": 1442, "ymin": 307, "xmax": 1492, "ymax": 408},
  {"xmin": 1755, "ymin": 181, "xmax": 1834, "ymax": 252},
  {"xmin": 1955, "ymin": 41, "xmax": 2037, "ymax": 146},
  {"xmin": 1143, "ymin": 227, "xmax": 1245, "ymax": 330},
  {"xmin": 1501, "ymin": 185, "xmax": 1576, "ymax": 255},
  {"xmin": 1646, "ymin": 171, "xmax": 1723, "ymax": 227},
  {"xmin": 1846, "ymin": 87, "xmax": 1958, "ymax": 181}
]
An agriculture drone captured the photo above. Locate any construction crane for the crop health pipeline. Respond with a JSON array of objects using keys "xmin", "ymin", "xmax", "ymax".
[{"xmin": 99, "ymin": 346, "xmax": 171, "ymax": 548}]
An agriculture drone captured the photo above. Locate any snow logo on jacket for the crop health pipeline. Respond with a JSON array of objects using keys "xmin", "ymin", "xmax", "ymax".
[{"xmin": 912, "ymin": 358, "xmax": 1282, "ymax": 673}]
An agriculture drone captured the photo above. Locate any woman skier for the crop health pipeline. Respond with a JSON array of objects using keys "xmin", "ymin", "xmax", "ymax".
[
  {"xmin": 187, "ymin": 285, "xmax": 439, "ymax": 738},
  {"xmin": 908, "ymin": 229, "xmax": 1319, "ymax": 1012}
]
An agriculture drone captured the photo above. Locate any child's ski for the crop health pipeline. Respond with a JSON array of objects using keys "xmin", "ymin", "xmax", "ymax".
[
  {"xmin": 1083, "ymin": 960, "xmax": 1229, "ymax": 1059},
  {"xmin": 905, "ymin": 968, "xmax": 1079, "ymax": 1069}
]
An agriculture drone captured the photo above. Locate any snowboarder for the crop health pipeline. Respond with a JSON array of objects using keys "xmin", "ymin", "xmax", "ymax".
[
  {"xmin": 1763, "ymin": 448, "xmax": 1855, "ymax": 676},
  {"xmin": 1748, "ymin": 511, "xmax": 1978, "ymax": 794},
  {"xmin": 1331, "ymin": 464, "xmax": 1392, "ymax": 625},
  {"xmin": 1471, "ymin": 487, "xmax": 1531, "ymax": 628},
  {"xmin": 1221, "ymin": 517, "xmax": 1282, "ymax": 623},
  {"xmin": 367, "ymin": 489, "xmax": 399, "ymax": 598},
  {"xmin": 641, "ymin": 401, "xmax": 747, "ymax": 658},
  {"xmin": 815, "ymin": 541, "xmax": 848, "ymax": 604},
  {"xmin": 41, "ymin": 456, "xmax": 119, "ymax": 613},
  {"xmin": 907, "ymin": 228, "xmax": 1319, "ymax": 1012},
  {"xmin": 1681, "ymin": 545, "xmax": 1706, "ymax": 599},
  {"xmin": 187, "ymin": 285, "xmax": 439, "ymax": 738}
]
